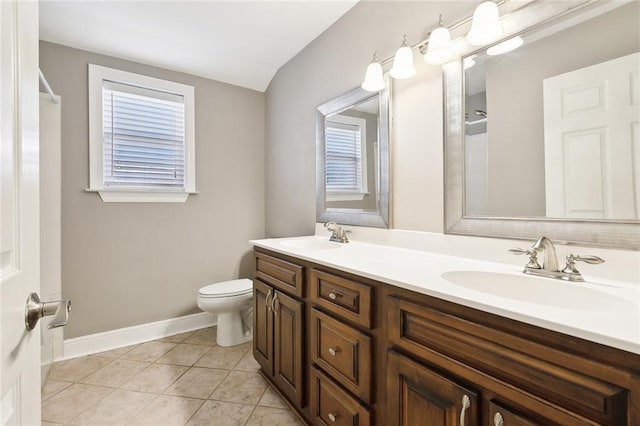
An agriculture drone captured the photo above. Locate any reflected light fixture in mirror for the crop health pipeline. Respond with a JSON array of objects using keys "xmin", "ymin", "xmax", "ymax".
[
  {"xmin": 389, "ymin": 34, "xmax": 416, "ymax": 79},
  {"xmin": 424, "ymin": 15, "xmax": 454, "ymax": 65},
  {"xmin": 361, "ymin": 52, "xmax": 385, "ymax": 92},
  {"xmin": 487, "ymin": 36, "xmax": 524, "ymax": 55},
  {"xmin": 466, "ymin": 1, "xmax": 503, "ymax": 46}
]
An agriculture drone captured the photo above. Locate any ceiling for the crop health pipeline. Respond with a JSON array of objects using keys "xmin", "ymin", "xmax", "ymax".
[{"xmin": 39, "ymin": 0, "xmax": 358, "ymax": 92}]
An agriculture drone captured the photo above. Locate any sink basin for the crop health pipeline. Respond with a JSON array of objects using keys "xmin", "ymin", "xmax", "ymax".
[
  {"xmin": 441, "ymin": 270, "xmax": 632, "ymax": 311},
  {"xmin": 279, "ymin": 239, "xmax": 342, "ymax": 251}
]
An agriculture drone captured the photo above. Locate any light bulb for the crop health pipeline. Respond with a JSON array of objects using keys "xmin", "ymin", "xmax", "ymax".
[
  {"xmin": 466, "ymin": 1, "xmax": 503, "ymax": 46},
  {"xmin": 390, "ymin": 35, "xmax": 416, "ymax": 79},
  {"xmin": 361, "ymin": 53, "xmax": 385, "ymax": 92}
]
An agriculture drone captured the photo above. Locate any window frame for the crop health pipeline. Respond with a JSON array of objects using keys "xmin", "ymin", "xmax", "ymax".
[
  {"xmin": 88, "ymin": 64, "xmax": 196, "ymax": 202},
  {"xmin": 325, "ymin": 114, "xmax": 369, "ymax": 202}
]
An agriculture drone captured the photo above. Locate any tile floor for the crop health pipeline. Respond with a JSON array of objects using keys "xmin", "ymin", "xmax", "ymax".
[{"xmin": 42, "ymin": 327, "xmax": 305, "ymax": 425}]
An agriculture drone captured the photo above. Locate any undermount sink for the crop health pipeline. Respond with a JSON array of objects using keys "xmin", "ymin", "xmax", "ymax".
[
  {"xmin": 279, "ymin": 239, "xmax": 342, "ymax": 251},
  {"xmin": 441, "ymin": 270, "xmax": 632, "ymax": 311}
]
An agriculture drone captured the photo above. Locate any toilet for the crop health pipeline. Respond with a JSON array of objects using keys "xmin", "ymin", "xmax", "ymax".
[{"xmin": 197, "ymin": 278, "xmax": 253, "ymax": 347}]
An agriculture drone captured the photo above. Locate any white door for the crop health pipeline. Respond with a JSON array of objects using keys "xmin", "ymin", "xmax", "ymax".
[
  {"xmin": 1, "ymin": 1, "xmax": 41, "ymax": 425},
  {"xmin": 543, "ymin": 52, "xmax": 640, "ymax": 219}
]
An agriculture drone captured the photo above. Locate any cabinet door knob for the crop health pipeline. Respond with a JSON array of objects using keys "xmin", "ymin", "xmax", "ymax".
[
  {"xmin": 494, "ymin": 412, "xmax": 504, "ymax": 426},
  {"xmin": 272, "ymin": 294, "xmax": 280, "ymax": 315},
  {"xmin": 328, "ymin": 412, "xmax": 338, "ymax": 422},
  {"xmin": 328, "ymin": 347, "xmax": 339, "ymax": 356},
  {"xmin": 460, "ymin": 395, "xmax": 471, "ymax": 426}
]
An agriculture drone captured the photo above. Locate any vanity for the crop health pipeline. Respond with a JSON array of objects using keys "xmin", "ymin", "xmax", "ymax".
[{"xmin": 251, "ymin": 236, "xmax": 640, "ymax": 425}]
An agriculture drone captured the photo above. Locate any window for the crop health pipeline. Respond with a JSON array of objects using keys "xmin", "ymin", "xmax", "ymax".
[
  {"xmin": 325, "ymin": 115, "xmax": 368, "ymax": 201},
  {"xmin": 88, "ymin": 64, "xmax": 195, "ymax": 202}
]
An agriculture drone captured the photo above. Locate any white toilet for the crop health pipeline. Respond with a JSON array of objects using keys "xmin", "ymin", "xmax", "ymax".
[{"xmin": 197, "ymin": 278, "xmax": 253, "ymax": 347}]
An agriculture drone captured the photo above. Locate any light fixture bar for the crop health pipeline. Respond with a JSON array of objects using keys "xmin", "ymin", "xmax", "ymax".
[{"xmin": 374, "ymin": 0, "xmax": 508, "ymax": 66}]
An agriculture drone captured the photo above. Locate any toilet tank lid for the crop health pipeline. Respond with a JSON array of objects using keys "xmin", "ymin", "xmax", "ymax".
[{"xmin": 199, "ymin": 278, "xmax": 253, "ymax": 297}]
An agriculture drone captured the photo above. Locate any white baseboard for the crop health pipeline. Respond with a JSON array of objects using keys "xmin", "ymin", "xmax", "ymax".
[{"xmin": 61, "ymin": 312, "xmax": 217, "ymax": 361}]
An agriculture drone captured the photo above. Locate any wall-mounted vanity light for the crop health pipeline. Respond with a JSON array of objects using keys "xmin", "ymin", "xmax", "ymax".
[
  {"xmin": 390, "ymin": 35, "xmax": 416, "ymax": 79},
  {"xmin": 360, "ymin": 0, "xmax": 514, "ymax": 93}
]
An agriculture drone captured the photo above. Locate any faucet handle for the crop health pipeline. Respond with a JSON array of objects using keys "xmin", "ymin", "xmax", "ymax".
[
  {"xmin": 561, "ymin": 254, "xmax": 604, "ymax": 279},
  {"xmin": 509, "ymin": 247, "xmax": 541, "ymax": 269}
]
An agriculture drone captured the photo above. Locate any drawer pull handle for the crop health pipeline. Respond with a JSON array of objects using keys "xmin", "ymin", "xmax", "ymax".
[
  {"xmin": 328, "ymin": 412, "xmax": 338, "ymax": 422},
  {"xmin": 494, "ymin": 412, "xmax": 504, "ymax": 426},
  {"xmin": 265, "ymin": 289, "xmax": 273, "ymax": 312},
  {"xmin": 328, "ymin": 347, "xmax": 339, "ymax": 356},
  {"xmin": 328, "ymin": 291, "xmax": 342, "ymax": 300},
  {"xmin": 273, "ymin": 294, "xmax": 280, "ymax": 315},
  {"xmin": 460, "ymin": 395, "xmax": 471, "ymax": 426}
]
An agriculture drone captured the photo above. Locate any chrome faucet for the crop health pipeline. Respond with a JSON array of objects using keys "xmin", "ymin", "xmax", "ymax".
[
  {"xmin": 509, "ymin": 236, "xmax": 604, "ymax": 282},
  {"xmin": 324, "ymin": 221, "xmax": 351, "ymax": 243},
  {"xmin": 531, "ymin": 236, "xmax": 559, "ymax": 272}
]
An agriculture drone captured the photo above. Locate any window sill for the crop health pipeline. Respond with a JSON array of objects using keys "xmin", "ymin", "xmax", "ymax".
[
  {"xmin": 85, "ymin": 188, "xmax": 198, "ymax": 203},
  {"xmin": 326, "ymin": 192, "xmax": 369, "ymax": 202}
]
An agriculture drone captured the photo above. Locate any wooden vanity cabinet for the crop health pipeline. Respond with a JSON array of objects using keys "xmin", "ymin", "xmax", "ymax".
[
  {"xmin": 252, "ymin": 253, "xmax": 305, "ymax": 408},
  {"xmin": 252, "ymin": 247, "xmax": 640, "ymax": 425}
]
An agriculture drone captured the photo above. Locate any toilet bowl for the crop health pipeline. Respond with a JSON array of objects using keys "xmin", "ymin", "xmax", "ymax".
[{"xmin": 197, "ymin": 278, "xmax": 253, "ymax": 347}]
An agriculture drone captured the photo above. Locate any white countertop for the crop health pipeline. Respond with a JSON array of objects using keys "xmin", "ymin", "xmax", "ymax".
[{"xmin": 251, "ymin": 235, "xmax": 640, "ymax": 355}]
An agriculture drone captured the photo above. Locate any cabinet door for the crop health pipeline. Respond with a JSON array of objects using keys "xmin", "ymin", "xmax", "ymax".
[
  {"xmin": 387, "ymin": 351, "xmax": 478, "ymax": 426},
  {"xmin": 273, "ymin": 290, "xmax": 304, "ymax": 406},
  {"xmin": 489, "ymin": 402, "xmax": 537, "ymax": 426},
  {"xmin": 253, "ymin": 279, "xmax": 273, "ymax": 376}
]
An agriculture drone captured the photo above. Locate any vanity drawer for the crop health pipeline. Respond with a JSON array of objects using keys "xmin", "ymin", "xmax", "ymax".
[
  {"xmin": 309, "ymin": 366, "xmax": 371, "ymax": 426},
  {"xmin": 309, "ymin": 269, "xmax": 373, "ymax": 328},
  {"xmin": 386, "ymin": 296, "xmax": 627, "ymax": 425},
  {"xmin": 310, "ymin": 308, "xmax": 372, "ymax": 403},
  {"xmin": 254, "ymin": 251, "xmax": 303, "ymax": 298}
]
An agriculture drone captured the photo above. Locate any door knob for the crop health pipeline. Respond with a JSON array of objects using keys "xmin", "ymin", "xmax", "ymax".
[{"xmin": 25, "ymin": 293, "xmax": 71, "ymax": 331}]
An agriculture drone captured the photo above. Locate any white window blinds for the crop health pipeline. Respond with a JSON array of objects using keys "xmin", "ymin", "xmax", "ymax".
[
  {"xmin": 102, "ymin": 80, "xmax": 185, "ymax": 189},
  {"xmin": 325, "ymin": 121, "xmax": 363, "ymax": 193}
]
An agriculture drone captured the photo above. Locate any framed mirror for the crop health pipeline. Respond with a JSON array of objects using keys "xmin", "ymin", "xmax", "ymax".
[
  {"xmin": 316, "ymin": 80, "xmax": 390, "ymax": 228},
  {"xmin": 444, "ymin": 0, "xmax": 639, "ymax": 249}
]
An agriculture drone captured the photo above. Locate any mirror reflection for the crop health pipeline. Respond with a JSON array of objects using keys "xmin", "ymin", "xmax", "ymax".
[
  {"xmin": 316, "ymin": 82, "xmax": 390, "ymax": 229},
  {"xmin": 324, "ymin": 95, "xmax": 379, "ymax": 210},
  {"xmin": 463, "ymin": 1, "xmax": 639, "ymax": 221}
]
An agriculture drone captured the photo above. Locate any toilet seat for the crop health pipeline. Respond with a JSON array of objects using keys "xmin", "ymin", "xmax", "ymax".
[{"xmin": 198, "ymin": 279, "xmax": 252, "ymax": 299}]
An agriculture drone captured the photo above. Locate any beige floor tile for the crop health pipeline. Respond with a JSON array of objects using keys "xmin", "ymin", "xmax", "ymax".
[
  {"xmin": 186, "ymin": 400, "xmax": 255, "ymax": 426},
  {"xmin": 195, "ymin": 344, "xmax": 249, "ymax": 370},
  {"xmin": 121, "ymin": 363, "xmax": 188, "ymax": 394},
  {"xmin": 48, "ymin": 356, "xmax": 113, "ymax": 382},
  {"xmin": 131, "ymin": 395, "xmax": 203, "ymax": 425},
  {"xmin": 69, "ymin": 389, "xmax": 155, "ymax": 425},
  {"xmin": 164, "ymin": 367, "xmax": 229, "ymax": 399},
  {"xmin": 80, "ymin": 359, "xmax": 150, "ymax": 388},
  {"xmin": 233, "ymin": 349, "xmax": 260, "ymax": 372},
  {"xmin": 41, "ymin": 379, "xmax": 73, "ymax": 401},
  {"xmin": 156, "ymin": 343, "xmax": 210, "ymax": 366},
  {"xmin": 120, "ymin": 341, "xmax": 177, "ymax": 362},
  {"xmin": 258, "ymin": 385, "xmax": 288, "ymax": 409},
  {"xmin": 158, "ymin": 330, "xmax": 196, "ymax": 343},
  {"xmin": 41, "ymin": 421, "xmax": 63, "ymax": 426},
  {"xmin": 41, "ymin": 383, "xmax": 112, "ymax": 423},
  {"xmin": 210, "ymin": 371, "xmax": 267, "ymax": 405},
  {"xmin": 245, "ymin": 406, "xmax": 304, "ymax": 426},
  {"xmin": 183, "ymin": 327, "xmax": 217, "ymax": 345},
  {"xmin": 92, "ymin": 344, "xmax": 139, "ymax": 359}
]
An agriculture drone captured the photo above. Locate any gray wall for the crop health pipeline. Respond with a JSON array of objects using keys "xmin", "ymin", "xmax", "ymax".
[
  {"xmin": 485, "ymin": 2, "xmax": 639, "ymax": 217},
  {"xmin": 40, "ymin": 41, "xmax": 265, "ymax": 338},
  {"xmin": 265, "ymin": 1, "xmax": 475, "ymax": 237}
]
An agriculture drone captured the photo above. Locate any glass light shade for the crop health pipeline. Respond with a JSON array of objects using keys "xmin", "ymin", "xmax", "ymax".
[
  {"xmin": 463, "ymin": 55, "xmax": 476, "ymax": 69},
  {"xmin": 487, "ymin": 36, "xmax": 524, "ymax": 55},
  {"xmin": 424, "ymin": 26, "xmax": 454, "ymax": 65},
  {"xmin": 361, "ymin": 60, "xmax": 385, "ymax": 92},
  {"xmin": 390, "ymin": 45, "xmax": 416, "ymax": 79},
  {"xmin": 466, "ymin": 1, "xmax": 503, "ymax": 46}
]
